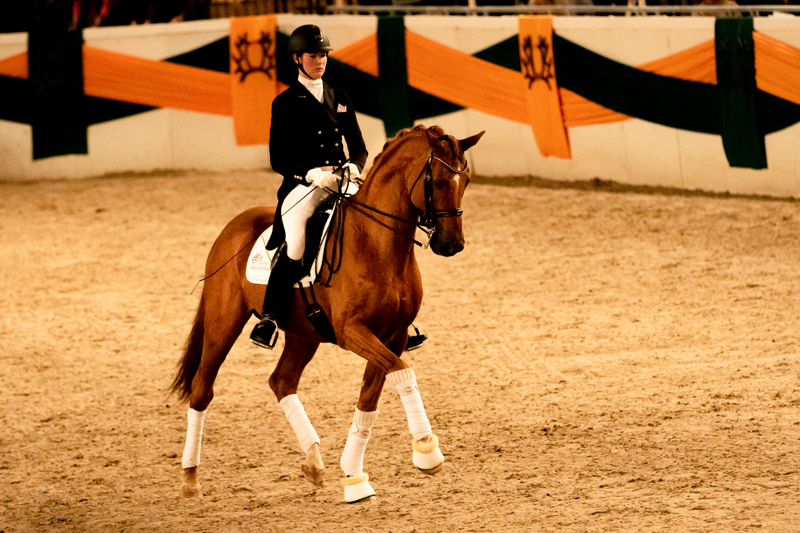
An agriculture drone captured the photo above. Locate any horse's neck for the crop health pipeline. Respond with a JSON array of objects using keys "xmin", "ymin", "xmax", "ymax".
[{"xmin": 347, "ymin": 144, "xmax": 422, "ymax": 265}]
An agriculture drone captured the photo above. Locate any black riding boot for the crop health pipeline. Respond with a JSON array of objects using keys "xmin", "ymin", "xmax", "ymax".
[{"xmin": 249, "ymin": 253, "xmax": 303, "ymax": 349}]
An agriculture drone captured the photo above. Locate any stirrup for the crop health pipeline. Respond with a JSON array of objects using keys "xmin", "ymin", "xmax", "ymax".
[
  {"xmin": 405, "ymin": 325, "xmax": 427, "ymax": 351},
  {"xmin": 249, "ymin": 318, "xmax": 278, "ymax": 349}
]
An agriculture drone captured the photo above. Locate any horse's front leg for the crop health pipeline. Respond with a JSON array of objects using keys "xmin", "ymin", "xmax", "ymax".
[
  {"xmin": 338, "ymin": 361, "xmax": 386, "ymax": 503},
  {"xmin": 341, "ymin": 326, "xmax": 444, "ymax": 484},
  {"xmin": 269, "ymin": 332, "xmax": 324, "ymax": 486}
]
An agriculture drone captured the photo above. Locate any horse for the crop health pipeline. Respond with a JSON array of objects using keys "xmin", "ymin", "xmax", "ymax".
[{"xmin": 168, "ymin": 124, "xmax": 484, "ymax": 502}]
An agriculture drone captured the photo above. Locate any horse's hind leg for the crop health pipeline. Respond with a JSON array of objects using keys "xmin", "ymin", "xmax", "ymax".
[
  {"xmin": 180, "ymin": 297, "xmax": 250, "ymax": 498},
  {"xmin": 268, "ymin": 332, "xmax": 324, "ymax": 486}
]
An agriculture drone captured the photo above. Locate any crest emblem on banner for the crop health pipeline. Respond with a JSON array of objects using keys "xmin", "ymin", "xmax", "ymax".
[
  {"xmin": 521, "ymin": 35, "xmax": 555, "ymax": 90},
  {"xmin": 229, "ymin": 15, "xmax": 278, "ymax": 146},
  {"xmin": 518, "ymin": 15, "xmax": 571, "ymax": 159},
  {"xmin": 231, "ymin": 31, "xmax": 276, "ymax": 83}
]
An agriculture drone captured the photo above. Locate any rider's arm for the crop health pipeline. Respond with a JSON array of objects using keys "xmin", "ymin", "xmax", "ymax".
[{"xmin": 269, "ymin": 93, "xmax": 312, "ymax": 181}]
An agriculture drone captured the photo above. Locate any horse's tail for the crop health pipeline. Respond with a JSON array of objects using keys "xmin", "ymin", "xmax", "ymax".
[{"xmin": 169, "ymin": 291, "xmax": 205, "ymax": 403}]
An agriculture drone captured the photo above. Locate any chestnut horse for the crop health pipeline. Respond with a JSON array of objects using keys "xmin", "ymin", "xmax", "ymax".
[{"xmin": 169, "ymin": 124, "xmax": 484, "ymax": 502}]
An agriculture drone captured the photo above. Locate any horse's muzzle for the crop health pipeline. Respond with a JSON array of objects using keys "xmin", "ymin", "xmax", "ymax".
[{"xmin": 430, "ymin": 231, "xmax": 464, "ymax": 257}]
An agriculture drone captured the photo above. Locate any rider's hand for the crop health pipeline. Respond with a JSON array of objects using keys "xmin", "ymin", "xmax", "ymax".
[
  {"xmin": 304, "ymin": 167, "xmax": 323, "ymax": 184},
  {"xmin": 337, "ymin": 163, "xmax": 362, "ymax": 186},
  {"xmin": 306, "ymin": 168, "xmax": 339, "ymax": 190},
  {"xmin": 344, "ymin": 163, "xmax": 360, "ymax": 180}
]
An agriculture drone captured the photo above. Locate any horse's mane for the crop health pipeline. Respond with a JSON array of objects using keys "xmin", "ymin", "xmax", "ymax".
[{"xmin": 368, "ymin": 124, "xmax": 447, "ymax": 173}]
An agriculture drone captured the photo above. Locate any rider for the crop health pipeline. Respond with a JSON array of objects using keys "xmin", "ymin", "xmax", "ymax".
[
  {"xmin": 249, "ymin": 24, "xmax": 427, "ymax": 351},
  {"xmin": 249, "ymin": 24, "xmax": 368, "ymax": 349}
]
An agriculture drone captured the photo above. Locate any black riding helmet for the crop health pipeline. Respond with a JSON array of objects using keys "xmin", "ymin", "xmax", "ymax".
[{"xmin": 288, "ymin": 25, "xmax": 332, "ymax": 78}]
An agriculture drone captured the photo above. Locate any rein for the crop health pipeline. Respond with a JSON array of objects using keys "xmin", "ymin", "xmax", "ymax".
[
  {"xmin": 341, "ymin": 151, "xmax": 468, "ymax": 248},
  {"xmin": 319, "ymin": 150, "xmax": 468, "ymax": 286}
]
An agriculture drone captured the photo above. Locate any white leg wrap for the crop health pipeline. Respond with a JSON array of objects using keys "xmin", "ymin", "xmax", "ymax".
[
  {"xmin": 340, "ymin": 408, "xmax": 379, "ymax": 477},
  {"xmin": 182, "ymin": 408, "xmax": 206, "ymax": 469},
  {"xmin": 387, "ymin": 368, "xmax": 432, "ymax": 440},
  {"xmin": 279, "ymin": 394, "xmax": 320, "ymax": 454}
]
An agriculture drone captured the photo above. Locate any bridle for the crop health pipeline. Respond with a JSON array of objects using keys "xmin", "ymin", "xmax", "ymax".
[
  {"xmin": 411, "ymin": 153, "xmax": 467, "ymax": 231},
  {"xmin": 340, "ymin": 151, "xmax": 469, "ymax": 248}
]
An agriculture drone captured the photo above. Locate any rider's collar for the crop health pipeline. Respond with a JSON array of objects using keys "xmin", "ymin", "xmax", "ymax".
[{"xmin": 298, "ymin": 75, "xmax": 323, "ymax": 103}]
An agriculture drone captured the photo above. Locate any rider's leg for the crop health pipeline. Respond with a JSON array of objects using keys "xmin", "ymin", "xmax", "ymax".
[
  {"xmin": 282, "ymin": 184, "xmax": 331, "ymax": 261},
  {"xmin": 249, "ymin": 251, "xmax": 304, "ymax": 348},
  {"xmin": 250, "ymin": 184, "xmax": 330, "ymax": 349}
]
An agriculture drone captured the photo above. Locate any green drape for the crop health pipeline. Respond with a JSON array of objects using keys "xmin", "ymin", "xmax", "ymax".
[
  {"xmin": 28, "ymin": 29, "xmax": 87, "ymax": 160},
  {"xmin": 715, "ymin": 19, "xmax": 766, "ymax": 169},
  {"xmin": 553, "ymin": 34, "xmax": 722, "ymax": 135},
  {"xmin": 377, "ymin": 15, "xmax": 411, "ymax": 138}
]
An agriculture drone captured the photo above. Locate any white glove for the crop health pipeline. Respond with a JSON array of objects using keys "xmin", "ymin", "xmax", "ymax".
[
  {"xmin": 304, "ymin": 167, "xmax": 323, "ymax": 184},
  {"xmin": 305, "ymin": 168, "xmax": 339, "ymax": 190},
  {"xmin": 343, "ymin": 162, "xmax": 360, "ymax": 180}
]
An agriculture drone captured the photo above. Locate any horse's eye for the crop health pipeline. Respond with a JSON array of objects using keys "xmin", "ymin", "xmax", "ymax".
[{"xmin": 434, "ymin": 180, "xmax": 447, "ymax": 190}]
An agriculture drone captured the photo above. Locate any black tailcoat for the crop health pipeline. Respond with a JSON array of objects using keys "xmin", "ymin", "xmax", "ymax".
[{"xmin": 267, "ymin": 79, "xmax": 368, "ymax": 248}]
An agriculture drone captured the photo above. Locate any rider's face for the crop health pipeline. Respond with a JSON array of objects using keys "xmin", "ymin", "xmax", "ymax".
[{"xmin": 296, "ymin": 51, "xmax": 328, "ymax": 80}]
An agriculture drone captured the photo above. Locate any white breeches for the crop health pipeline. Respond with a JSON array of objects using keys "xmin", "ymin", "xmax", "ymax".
[
  {"xmin": 281, "ymin": 184, "xmax": 332, "ymax": 261},
  {"xmin": 340, "ymin": 408, "xmax": 379, "ymax": 477},
  {"xmin": 182, "ymin": 407, "xmax": 207, "ymax": 469},
  {"xmin": 279, "ymin": 394, "xmax": 320, "ymax": 454}
]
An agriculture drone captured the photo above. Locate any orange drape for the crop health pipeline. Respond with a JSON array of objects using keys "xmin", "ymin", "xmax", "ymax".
[
  {"xmin": 639, "ymin": 39, "xmax": 717, "ymax": 84},
  {"xmin": 753, "ymin": 31, "xmax": 800, "ymax": 107},
  {"xmin": 0, "ymin": 52, "xmax": 28, "ymax": 79},
  {"xmin": 230, "ymin": 15, "xmax": 277, "ymax": 145},
  {"xmin": 405, "ymin": 30, "xmax": 526, "ymax": 123},
  {"xmin": 82, "ymin": 46, "xmax": 231, "ymax": 115},
  {"xmin": 331, "ymin": 34, "xmax": 379, "ymax": 77},
  {"xmin": 518, "ymin": 16, "xmax": 571, "ymax": 159},
  {"xmin": 560, "ymin": 89, "xmax": 630, "ymax": 128}
]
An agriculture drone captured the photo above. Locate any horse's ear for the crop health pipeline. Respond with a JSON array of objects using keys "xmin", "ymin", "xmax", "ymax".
[{"xmin": 458, "ymin": 131, "xmax": 485, "ymax": 152}]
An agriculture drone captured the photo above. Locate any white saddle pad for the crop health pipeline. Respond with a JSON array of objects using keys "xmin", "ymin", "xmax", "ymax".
[
  {"xmin": 246, "ymin": 181, "xmax": 357, "ymax": 286},
  {"xmin": 246, "ymin": 211, "xmax": 334, "ymax": 286}
]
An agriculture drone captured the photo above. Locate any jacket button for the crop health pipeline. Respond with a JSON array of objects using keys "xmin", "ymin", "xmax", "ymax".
[
  {"xmin": 335, "ymin": 128, "xmax": 339, "ymax": 132},
  {"xmin": 318, "ymin": 131, "xmax": 322, "ymax": 134},
  {"xmin": 320, "ymin": 144, "xmax": 324, "ymax": 148},
  {"xmin": 335, "ymin": 143, "xmax": 339, "ymax": 147},
  {"xmin": 325, "ymin": 160, "xmax": 329, "ymax": 164}
]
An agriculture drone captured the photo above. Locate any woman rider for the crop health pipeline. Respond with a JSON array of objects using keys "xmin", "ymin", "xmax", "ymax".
[
  {"xmin": 249, "ymin": 24, "xmax": 367, "ymax": 349},
  {"xmin": 249, "ymin": 24, "xmax": 427, "ymax": 352}
]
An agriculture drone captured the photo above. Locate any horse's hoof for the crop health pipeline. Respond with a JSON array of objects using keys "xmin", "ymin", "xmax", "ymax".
[
  {"xmin": 417, "ymin": 462, "xmax": 443, "ymax": 475},
  {"xmin": 302, "ymin": 464, "xmax": 325, "ymax": 487},
  {"xmin": 179, "ymin": 483, "xmax": 202, "ymax": 498},
  {"xmin": 412, "ymin": 447, "xmax": 444, "ymax": 474},
  {"xmin": 341, "ymin": 473, "xmax": 376, "ymax": 503},
  {"xmin": 412, "ymin": 435, "xmax": 444, "ymax": 474}
]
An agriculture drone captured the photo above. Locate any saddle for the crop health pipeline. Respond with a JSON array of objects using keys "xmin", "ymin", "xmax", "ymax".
[
  {"xmin": 246, "ymin": 195, "xmax": 342, "ymax": 344},
  {"xmin": 246, "ymin": 195, "xmax": 336, "ymax": 287}
]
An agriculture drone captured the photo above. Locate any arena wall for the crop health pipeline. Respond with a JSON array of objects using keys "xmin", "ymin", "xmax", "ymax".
[{"xmin": 1, "ymin": 15, "xmax": 799, "ymax": 197}]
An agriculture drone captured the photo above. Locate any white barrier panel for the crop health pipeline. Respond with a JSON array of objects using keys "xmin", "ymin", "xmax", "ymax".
[{"xmin": 1, "ymin": 15, "xmax": 799, "ymax": 198}]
